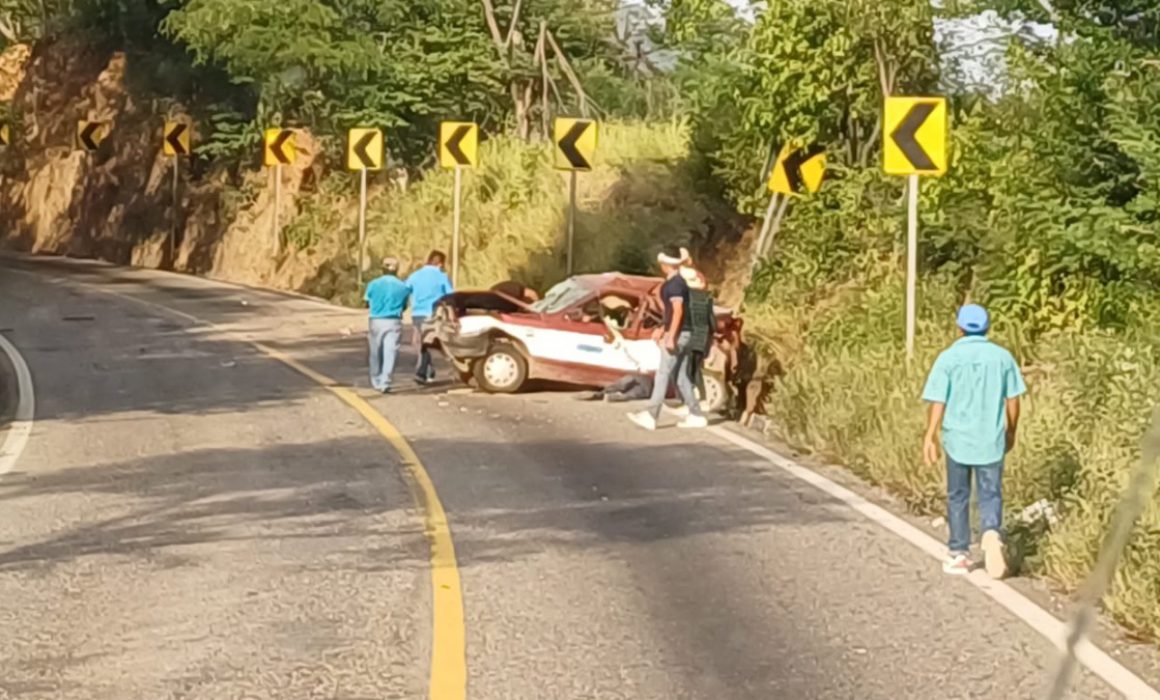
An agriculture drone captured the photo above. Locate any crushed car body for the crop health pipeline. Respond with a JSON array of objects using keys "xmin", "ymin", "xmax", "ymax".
[{"xmin": 425, "ymin": 273, "xmax": 744, "ymax": 412}]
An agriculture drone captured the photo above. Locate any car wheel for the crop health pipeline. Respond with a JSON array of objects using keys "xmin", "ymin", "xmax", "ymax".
[
  {"xmin": 474, "ymin": 342, "xmax": 528, "ymax": 394},
  {"xmin": 700, "ymin": 371, "xmax": 731, "ymax": 414}
]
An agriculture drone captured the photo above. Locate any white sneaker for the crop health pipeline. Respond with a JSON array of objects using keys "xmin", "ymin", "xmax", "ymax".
[
  {"xmin": 677, "ymin": 414, "xmax": 708, "ymax": 429},
  {"xmin": 627, "ymin": 411, "xmax": 657, "ymax": 431},
  {"xmin": 672, "ymin": 405, "xmax": 690, "ymax": 418},
  {"xmin": 942, "ymin": 553, "xmax": 973, "ymax": 575},
  {"xmin": 982, "ymin": 530, "xmax": 1008, "ymax": 579}
]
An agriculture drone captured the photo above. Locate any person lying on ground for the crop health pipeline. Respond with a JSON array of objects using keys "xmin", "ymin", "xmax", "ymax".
[{"xmin": 574, "ymin": 374, "xmax": 655, "ymax": 403}]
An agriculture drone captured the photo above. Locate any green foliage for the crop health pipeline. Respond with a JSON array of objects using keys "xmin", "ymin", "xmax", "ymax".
[
  {"xmin": 702, "ymin": 0, "xmax": 1160, "ymax": 645},
  {"xmin": 679, "ymin": 0, "xmax": 938, "ymax": 214}
]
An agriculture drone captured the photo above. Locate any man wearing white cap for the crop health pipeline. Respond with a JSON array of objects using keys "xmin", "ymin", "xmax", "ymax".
[
  {"xmin": 364, "ymin": 257, "xmax": 410, "ymax": 394},
  {"xmin": 628, "ymin": 247, "xmax": 708, "ymax": 430},
  {"xmin": 922, "ymin": 303, "xmax": 1026, "ymax": 578}
]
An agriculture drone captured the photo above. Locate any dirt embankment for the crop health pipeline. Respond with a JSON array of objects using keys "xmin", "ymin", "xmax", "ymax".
[
  {"xmin": 0, "ymin": 39, "xmax": 330, "ymax": 290},
  {"xmin": 0, "ymin": 38, "xmax": 757, "ymax": 303}
]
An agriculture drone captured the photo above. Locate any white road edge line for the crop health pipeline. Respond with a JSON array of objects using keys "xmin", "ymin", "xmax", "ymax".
[
  {"xmin": 707, "ymin": 423, "xmax": 1159, "ymax": 700},
  {"xmin": 0, "ymin": 332, "xmax": 35, "ymax": 476}
]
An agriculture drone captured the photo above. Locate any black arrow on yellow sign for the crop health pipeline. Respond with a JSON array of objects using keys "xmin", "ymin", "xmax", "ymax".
[
  {"xmin": 558, "ymin": 121, "xmax": 592, "ymax": 170},
  {"xmin": 443, "ymin": 125, "xmax": 472, "ymax": 167},
  {"xmin": 269, "ymin": 130, "xmax": 294, "ymax": 165},
  {"xmin": 891, "ymin": 102, "xmax": 937, "ymax": 171},
  {"xmin": 165, "ymin": 123, "xmax": 189, "ymax": 156},
  {"xmin": 351, "ymin": 130, "xmax": 377, "ymax": 169},
  {"xmin": 782, "ymin": 145, "xmax": 825, "ymax": 194},
  {"xmin": 78, "ymin": 121, "xmax": 104, "ymax": 151}
]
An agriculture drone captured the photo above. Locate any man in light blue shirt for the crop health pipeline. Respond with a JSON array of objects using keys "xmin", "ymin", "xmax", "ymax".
[
  {"xmin": 364, "ymin": 257, "xmax": 410, "ymax": 393},
  {"xmin": 922, "ymin": 304, "xmax": 1026, "ymax": 579},
  {"xmin": 406, "ymin": 250, "xmax": 454, "ymax": 383}
]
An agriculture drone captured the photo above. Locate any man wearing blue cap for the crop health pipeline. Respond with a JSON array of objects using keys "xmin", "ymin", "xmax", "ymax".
[{"xmin": 922, "ymin": 304, "xmax": 1027, "ymax": 578}]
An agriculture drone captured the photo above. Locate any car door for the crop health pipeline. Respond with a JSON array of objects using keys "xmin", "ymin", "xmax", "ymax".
[{"xmin": 515, "ymin": 293, "xmax": 647, "ymax": 376}]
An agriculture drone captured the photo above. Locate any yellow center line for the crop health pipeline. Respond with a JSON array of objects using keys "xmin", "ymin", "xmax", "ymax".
[
  {"xmin": 257, "ymin": 343, "xmax": 467, "ymax": 699},
  {"xmin": 22, "ymin": 270, "xmax": 467, "ymax": 700}
]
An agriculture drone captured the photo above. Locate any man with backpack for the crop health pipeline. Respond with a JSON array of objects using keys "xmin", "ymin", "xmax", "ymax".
[{"xmin": 627, "ymin": 247, "xmax": 710, "ymax": 431}]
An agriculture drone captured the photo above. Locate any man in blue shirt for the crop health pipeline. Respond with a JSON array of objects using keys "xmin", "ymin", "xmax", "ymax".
[
  {"xmin": 922, "ymin": 304, "xmax": 1027, "ymax": 579},
  {"xmin": 364, "ymin": 257, "xmax": 410, "ymax": 393},
  {"xmin": 406, "ymin": 250, "xmax": 454, "ymax": 384}
]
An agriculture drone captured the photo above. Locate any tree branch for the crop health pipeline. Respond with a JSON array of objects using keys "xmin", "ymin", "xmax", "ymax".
[
  {"xmin": 479, "ymin": 0, "xmax": 505, "ymax": 49},
  {"xmin": 546, "ymin": 29, "xmax": 590, "ymax": 117},
  {"xmin": 859, "ymin": 117, "xmax": 882, "ymax": 167},
  {"xmin": 503, "ymin": 0, "xmax": 523, "ymax": 48}
]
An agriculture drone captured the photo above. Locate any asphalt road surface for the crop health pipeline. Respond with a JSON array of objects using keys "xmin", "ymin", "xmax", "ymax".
[{"xmin": 0, "ymin": 255, "xmax": 1155, "ymax": 700}]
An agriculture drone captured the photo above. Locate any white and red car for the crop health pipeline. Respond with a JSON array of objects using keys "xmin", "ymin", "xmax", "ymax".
[{"xmin": 427, "ymin": 273, "xmax": 743, "ymax": 412}]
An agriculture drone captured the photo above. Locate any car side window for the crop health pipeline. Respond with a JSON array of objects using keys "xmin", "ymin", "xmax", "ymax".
[{"xmin": 598, "ymin": 294, "xmax": 636, "ymax": 330}]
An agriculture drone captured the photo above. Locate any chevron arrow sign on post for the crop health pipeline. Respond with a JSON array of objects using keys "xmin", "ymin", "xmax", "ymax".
[
  {"xmin": 264, "ymin": 128, "xmax": 296, "ymax": 167},
  {"xmin": 440, "ymin": 122, "xmax": 478, "ymax": 169},
  {"xmin": 883, "ymin": 97, "xmax": 947, "ymax": 176},
  {"xmin": 769, "ymin": 143, "xmax": 826, "ymax": 196},
  {"xmin": 163, "ymin": 121, "xmax": 191, "ymax": 157},
  {"xmin": 554, "ymin": 118, "xmax": 597, "ymax": 171},
  {"xmin": 77, "ymin": 121, "xmax": 108, "ymax": 151},
  {"xmin": 882, "ymin": 96, "xmax": 950, "ymax": 362},
  {"xmin": 347, "ymin": 128, "xmax": 383, "ymax": 171}
]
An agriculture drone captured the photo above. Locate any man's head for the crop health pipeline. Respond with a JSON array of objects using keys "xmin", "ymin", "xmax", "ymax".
[
  {"xmin": 382, "ymin": 256, "xmax": 400, "ymax": 276},
  {"xmin": 427, "ymin": 250, "xmax": 447, "ymax": 269},
  {"xmin": 956, "ymin": 304, "xmax": 990, "ymax": 336},
  {"xmin": 656, "ymin": 246, "xmax": 687, "ymax": 276}
]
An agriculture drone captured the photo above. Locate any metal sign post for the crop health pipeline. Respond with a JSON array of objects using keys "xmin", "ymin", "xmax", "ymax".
[
  {"xmin": 171, "ymin": 156, "xmax": 180, "ymax": 263},
  {"xmin": 566, "ymin": 170, "xmax": 578, "ymax": 276},
  {"xmin": 906, "ymin": 174, "xmax": 919, "ymax": 362},
  {"xmin": 264, "ymin": 128, "xmax": 296, "ymax": 258},
  {"xmin": 438, "ymin": 122, "xmax": 479, "ymax": 286},
  {"xmin": 163, "ymin": 120, "xmax": 191, "ymax": 266},
  {"xmin": 553, "ymin": 117, "xmax": 597, "ymax": 277},
  {"xmin": 883, "ymin": 96, "xmax": 948, "ymax": 361},
  {"xmin": 347, "ymin": 127, "xmax": 385, "ymax": 287},
  {"xmin": 273, "ymin": 165, "xmax": 281, "ymax": 256},
  {"xmin": 358, "ymin": 167, "xmax": 368, "ymax": 287},
  {"xmin": 751, "ymin": 192, "xmax": 780, "ymax": 273},
  {"xmin": 452, "ymin": 166, "xmax": 463, "ymax": 287}
]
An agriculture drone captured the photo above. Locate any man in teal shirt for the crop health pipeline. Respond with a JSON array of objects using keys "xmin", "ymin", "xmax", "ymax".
[
  {"xmin": 406, "ymin": 250, "xmax": 454, "ymax": 384},
  {"xmin": 364, "ymin": 257, "xmax": 410, "ymax": 393},
  {"xmin": 922, "ymin": 304, "xmax": 1026, "ymax": 579}
]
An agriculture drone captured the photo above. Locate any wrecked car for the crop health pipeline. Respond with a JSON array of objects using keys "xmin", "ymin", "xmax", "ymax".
[{"xmin": 425, "ymin": 273, "xmax": 744, "ymax": 413}]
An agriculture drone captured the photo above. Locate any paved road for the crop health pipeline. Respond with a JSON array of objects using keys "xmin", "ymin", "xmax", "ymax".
[{"xmin": 0, "ymin": 255, "xmax": 1150, "ymax": 699}]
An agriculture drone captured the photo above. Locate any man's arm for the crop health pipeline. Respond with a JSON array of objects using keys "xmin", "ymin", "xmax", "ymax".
[
  {"xmin": 665, "ymin": 299, "xmax": 684, "ymax": 350},
  {"xmin": 923, "ymin": 402, "xmax": 945, "ymax": 466},
  {"xmin": 1005, "ymin": 396, "xmax": 1021, "ymax": 452},
  {"xmin": 920, "ymin": 355, "xmax": 948, "ymax": 467}
]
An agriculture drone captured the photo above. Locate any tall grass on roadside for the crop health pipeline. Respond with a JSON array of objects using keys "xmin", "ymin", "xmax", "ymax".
[
  {"xmin": 291, "ymin": 120, "xmax": 711, "ymax": 303},
  {"xmin": 752, "ymin": 262, "xmax": 1160, "ymax": 642}
]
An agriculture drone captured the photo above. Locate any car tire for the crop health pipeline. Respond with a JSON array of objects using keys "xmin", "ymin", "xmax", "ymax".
[
  {"xmin": 700, "ymin": 371, "xmax": 731, "ymax": 414},
  {"xmin": 474, "ymin": 341, "xmax": 528, "ymax": 394}
]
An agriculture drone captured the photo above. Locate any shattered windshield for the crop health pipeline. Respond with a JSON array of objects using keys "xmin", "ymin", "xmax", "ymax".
[{"xmin": 530, "ymin": 279, "xmax": 591, "ymax": 314}]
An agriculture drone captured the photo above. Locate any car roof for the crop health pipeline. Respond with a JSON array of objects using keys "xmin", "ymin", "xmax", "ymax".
[{"xmin": 570, "ymin": 272, "xmax": 661, "ymax": 294}]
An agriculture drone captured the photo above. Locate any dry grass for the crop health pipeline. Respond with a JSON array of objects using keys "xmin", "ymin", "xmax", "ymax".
[
  {"xmin": 291, "ymin": 120, "xmax": 711, "ymax": 305},
  {"xmin": 751, "ymin": 269, "xmax": 1160, "ymax": 641}
]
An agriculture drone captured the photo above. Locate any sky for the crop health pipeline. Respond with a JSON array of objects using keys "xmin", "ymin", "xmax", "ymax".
[{"xmin": 621, "ymin": 0, "xmax": 1057, "ymax": 94}]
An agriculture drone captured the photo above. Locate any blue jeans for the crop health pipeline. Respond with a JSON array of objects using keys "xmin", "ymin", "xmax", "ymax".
[
  {"xmin": 947, "ymin": 455, "xmax": 1004, "ymax": 555},
  {"xmin": 646, "ymin": 331, "xmax": 702, "ymax": 420},
  {"xmin": 368, "ymin": 318, "xmax": 402, "ymax": 391},
  {"xmin": 412, "ymin": 316, "xmax": 434, "ymax": 380}
]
